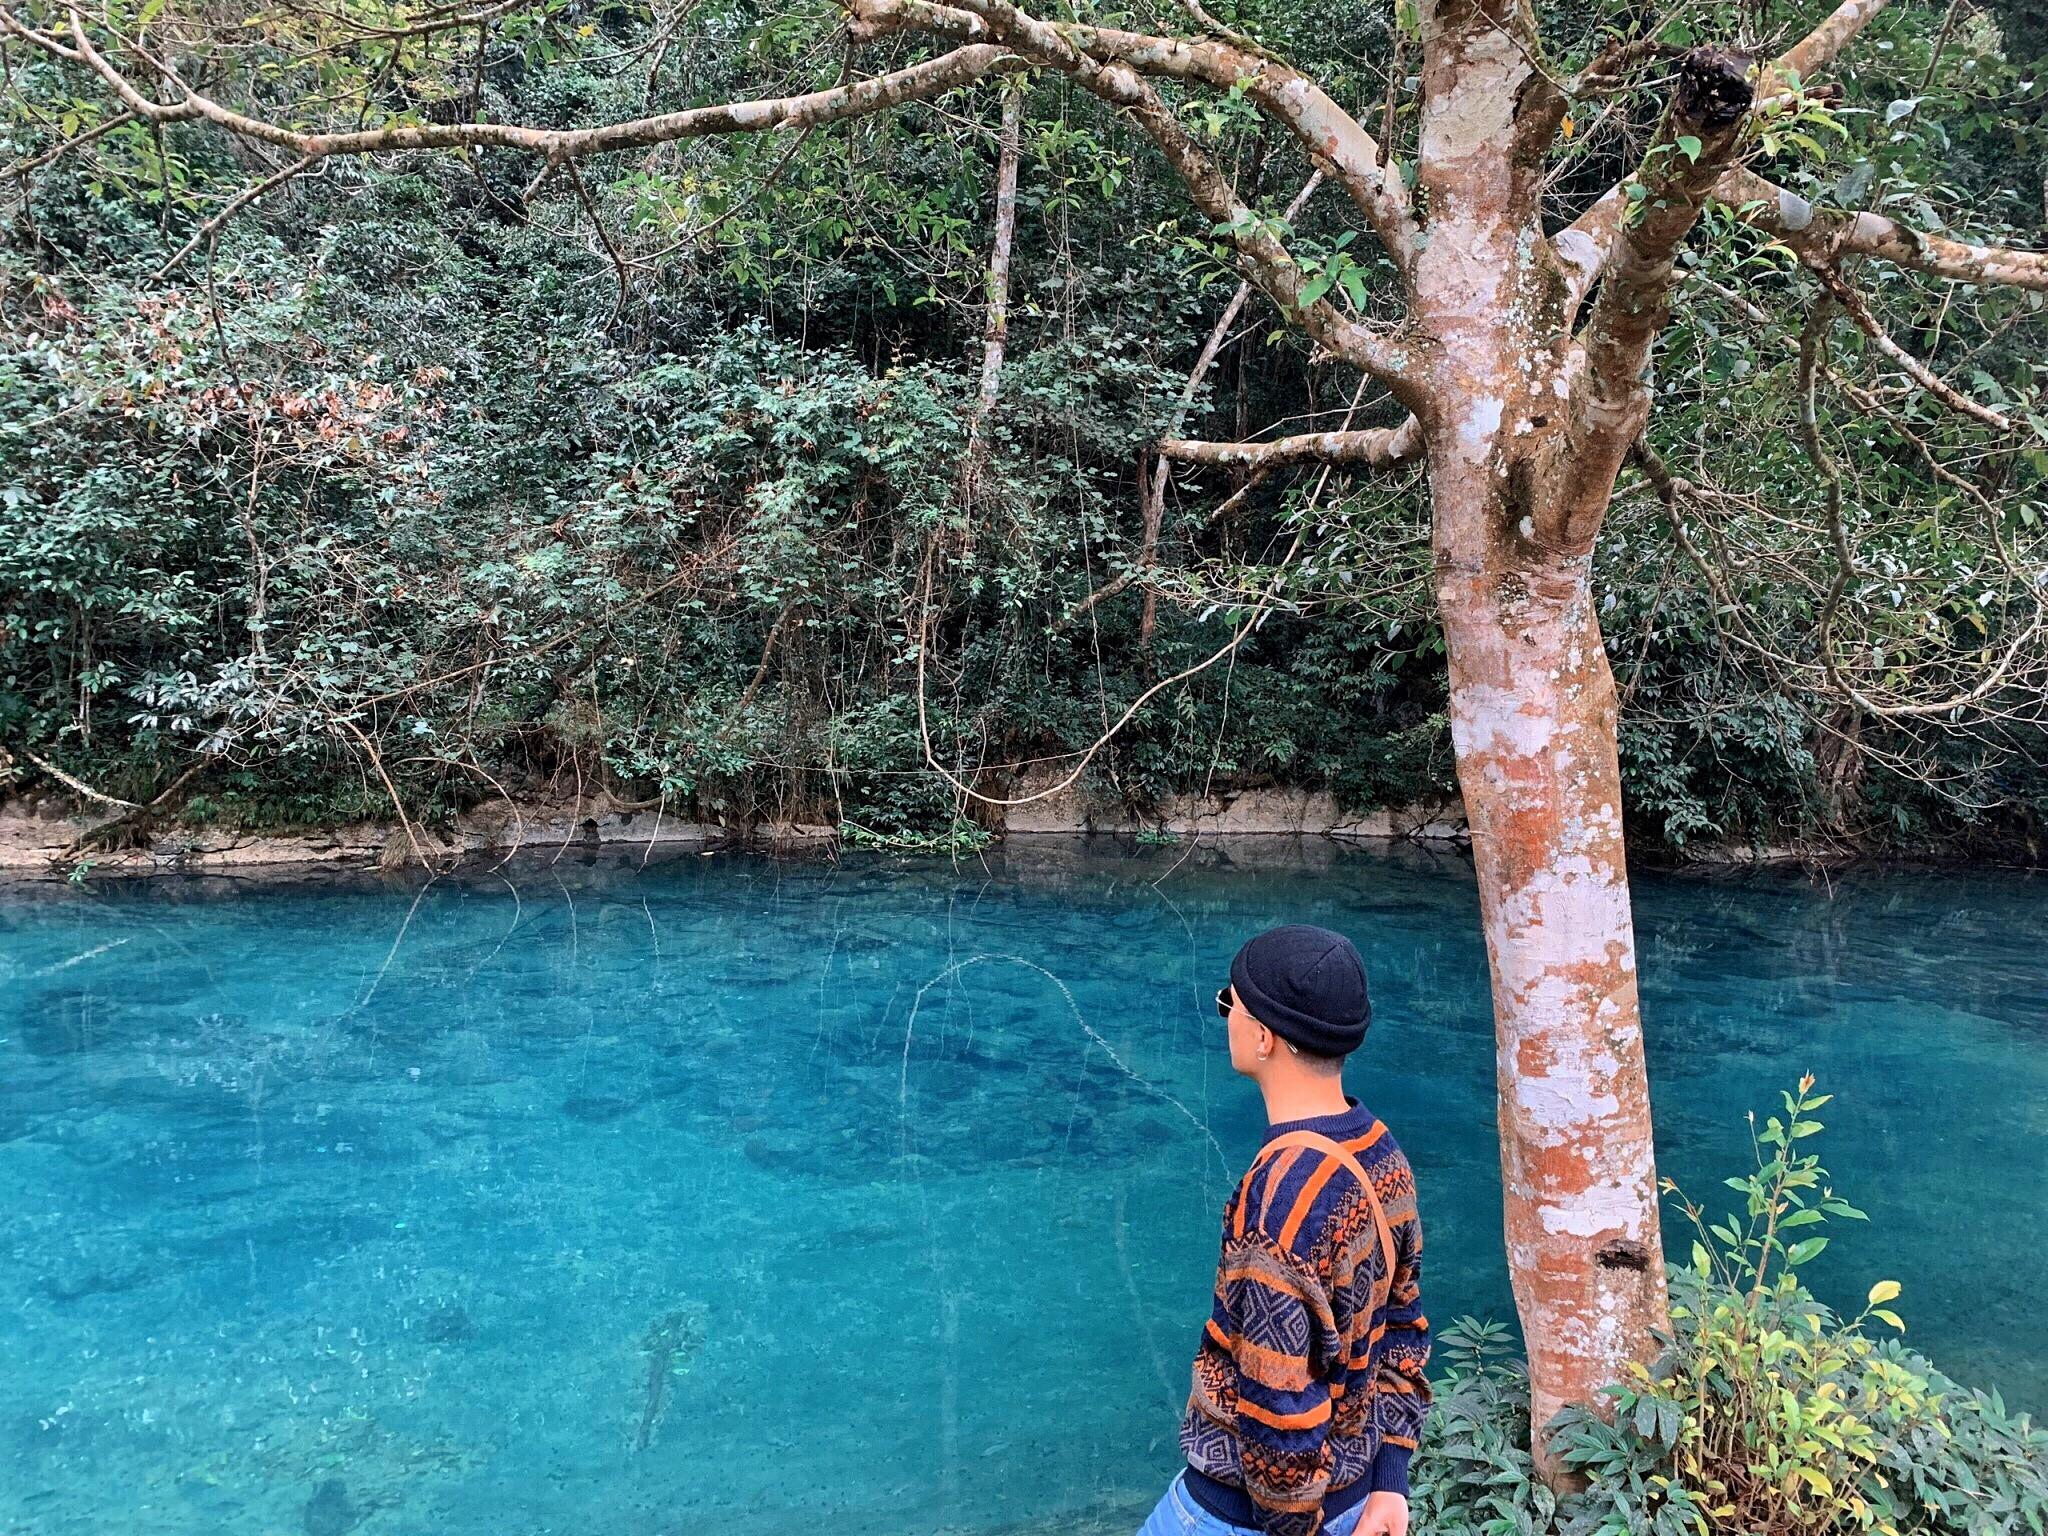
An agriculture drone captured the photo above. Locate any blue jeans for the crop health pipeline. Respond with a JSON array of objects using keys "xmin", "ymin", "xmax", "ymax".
[{"xmin": 1136, "ymin": 1472, "xmax": 1368, "ymax": 1536}]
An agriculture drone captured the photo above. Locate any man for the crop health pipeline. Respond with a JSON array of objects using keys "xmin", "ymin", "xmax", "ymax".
[{"xmin": 1139, "ymin": 924, "xmax": 1430, "ymax": 1536}]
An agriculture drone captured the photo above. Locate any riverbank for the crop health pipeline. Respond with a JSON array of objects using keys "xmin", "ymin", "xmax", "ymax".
[
  {"xmin": 3, "ymin": 780, "xmax": 2009, "ymax": 879},
  {"xmin": 0, "ymin": 783, "xmax": 1476, "ymax": 879}
]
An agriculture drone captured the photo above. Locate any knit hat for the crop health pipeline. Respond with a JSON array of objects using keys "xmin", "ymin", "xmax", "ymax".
[{"xmin": 1229, "ymin": 924, "xmax": 1371, "ymax": 1057}]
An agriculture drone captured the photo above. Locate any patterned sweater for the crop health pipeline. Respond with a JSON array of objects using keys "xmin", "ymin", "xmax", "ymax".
[{"xmin": 1179, "ymin": 1100, "xmax": 1430, "ymax": 1536}]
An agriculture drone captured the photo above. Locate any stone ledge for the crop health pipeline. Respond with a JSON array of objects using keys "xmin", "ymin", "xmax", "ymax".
[
  {"xmin": 0, "ymin": 779, "xmax": 1469, "ymax": 880},
  {"xmin": 999, "ymin": 774, "xmax": 1468, "ymax": 842},
  {"xmin": 0, "ymin": 798, "xmax": 732, "ymax": 876}
]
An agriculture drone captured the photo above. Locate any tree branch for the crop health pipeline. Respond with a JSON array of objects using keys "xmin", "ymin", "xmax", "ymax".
[
  {"xmin": 34, "ymin": 0, "xmax": 1419, "ymax": 390},
  {"xmin": 1715, "ymin": 166, "xmax": 2048, "ymax": 293},
  {"xmin": 0, "ymin": 3, "xmax": 80, "ymax": 59},
  {"xmin": 1135, "ymin": 171, "xmax": 1324, "ymax": 646},
  {"xmin": 10, "ymin": 107, "xmax": 137, "ymax": 179},
  {"xmin": 1158, "ymin": 416, "xmax": 1422, "ymax": 468},
  {"xmin": 564, "ymin": 157, "xmax": 633, "ymax": 326},
  {"xmin": 1550, "ymin": 48, "xmax": 1756, "ymax": 554},
  {"xmin": 1768, "ymin": 0, "xmax": 1895, "ymax": 90},
  {"xmin": 1555, "ymin": 0, "xmax": 1896, "ymax": 312},
  {"xmin": 845, "ymin": 0, "xmax": 1417, "ymax": 263},
  {"xmin": 1808, "ymin": 263, "xmax": 2012, "ymax": 431},
  {"xmin": 43, "ymin": 11, "xmax": 1024, "ymax": 159},
  {"xmin": 156, "ymin": 153, "xmax": 321, "ymax": 278},
  {"xmin": 922, "ymin": 0, "xmax": 1416, "ymax": 393}
]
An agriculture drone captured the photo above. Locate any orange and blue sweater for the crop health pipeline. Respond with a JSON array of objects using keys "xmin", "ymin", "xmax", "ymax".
[{"xmin": 1180, "ymin": 1100, "xmax": 1430, "ymax": 1536}]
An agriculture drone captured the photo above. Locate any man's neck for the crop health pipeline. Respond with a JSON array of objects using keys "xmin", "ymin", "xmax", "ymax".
[{"xmin": 1259, "ymin": 1076, "xmax": 1352, "ymax": 1127}]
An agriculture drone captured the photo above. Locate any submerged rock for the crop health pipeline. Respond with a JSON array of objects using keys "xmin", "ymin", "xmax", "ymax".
[
  {"xmin": 302, "ymin": 1478, "xmax": 360, "ymax": 1536},
  {"xmin": 561, "ymin": 1093, "xmax": 637, "ymax": 1124},
  {"xmin": 41, "ymin": 1260, "xmax": 149, "ymax": 1303},
  {"xmin": 420, "ymin": 1303, "xmax": 476, "ymax": 1344}
]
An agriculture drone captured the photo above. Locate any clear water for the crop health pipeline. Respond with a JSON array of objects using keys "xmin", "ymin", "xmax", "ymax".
[{"xmin": 3, "ymin": 840, "xmax": 2044, "ymax": 1536}]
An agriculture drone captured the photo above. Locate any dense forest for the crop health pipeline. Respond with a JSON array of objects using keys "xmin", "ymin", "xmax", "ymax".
[{"xmin": 3, "ymin": 0, "xmax": 2046, "ymax": 859}]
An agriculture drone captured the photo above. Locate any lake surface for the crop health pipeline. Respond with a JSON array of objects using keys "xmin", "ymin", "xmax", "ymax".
[{"xmin": 3, "ymin": 839, "xmax": 2044, "ymax": 1535}]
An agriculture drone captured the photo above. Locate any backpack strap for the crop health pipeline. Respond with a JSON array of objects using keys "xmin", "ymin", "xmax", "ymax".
[{"xmin": 1255, "ymin": 1129, "xmax": 1396, "ymax": 1298}]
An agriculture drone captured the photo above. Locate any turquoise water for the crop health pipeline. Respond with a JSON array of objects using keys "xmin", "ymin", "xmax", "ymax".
[{"xmin": 2, "ymin": 840, "xmax": 2044, "ymax": 1536}]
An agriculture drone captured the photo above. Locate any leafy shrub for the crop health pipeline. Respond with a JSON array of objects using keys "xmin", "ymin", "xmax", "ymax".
[{"xmin": 1414, "ymin": 1081, "xmax": 2048, "ymax": 1536}]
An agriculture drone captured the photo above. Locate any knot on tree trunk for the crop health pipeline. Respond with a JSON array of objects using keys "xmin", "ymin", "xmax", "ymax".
[{"xmin": 1674, "ymin": 48, "xmax": 1755, "ymax": 133}]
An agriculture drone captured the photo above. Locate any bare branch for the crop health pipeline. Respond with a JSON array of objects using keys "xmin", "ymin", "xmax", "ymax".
[
  {"xmin": 10, "ymin": 107, "xmax": 136, "ymax": 179},
  {"xmin": 910, "ymin": 0, "xmax": 1414, "ymax": 391},
  {"xmin": 564, "ymin": 158, "xmax": 632, "ymax": 327},
  {"xmin": 1158, "ymin": 416, "xmax": 1422, "ymax": 469},
  {"xmin": 0, "ymin": 3, "xmax": 80, "ymax": 59},
  {"xmin": 156, "ymin": 154, "xmax": 320, "ymax": 278},
  {"xmin": 1134, "ymin": 171, "xmax": 1324, "ymax": 646},
  {"xmin": 49, "ymin": 11, "xmax": 1025, "ymax": 159},
  {"xmin": 36, "ymin": 0, "xmax": 1417, "ymax": 389},
  {"xmin": 845, "ymin": 0, "xmax": 1417, "ymax": 262},
  {"xmin": 1767, "ymin": 0, "xmax": 1895, "ymax": 91},
  {"xmin": 1551, "ymin": 182, "xmax": 1627, "ymax": 319},
  {"xmin": 1809, "ymin": 264, "xmax": 2012, "ymax": 431}
]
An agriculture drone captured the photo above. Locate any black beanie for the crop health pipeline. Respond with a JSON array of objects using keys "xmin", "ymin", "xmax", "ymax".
[{"xmin": 1229, "ymin": 924, "xmax": 1371, "ymax": 1057}]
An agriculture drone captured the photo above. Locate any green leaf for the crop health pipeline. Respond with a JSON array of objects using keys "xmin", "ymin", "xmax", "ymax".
[
  {"xmin": 1786, "ymin": 1236, "xmax": 1829, "ymax": 1267},
  {"xmin": 1676, "ymin": 135, "xmax": 1703, "ymax": 163}
]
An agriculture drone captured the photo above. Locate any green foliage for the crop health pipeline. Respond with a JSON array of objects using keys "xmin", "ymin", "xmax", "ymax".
[
  {"xmin": 1413, "ymin": 1084, "xmax": 2048, "ymax": 1535},
  {"xmin": 2, "ymin": 0, "xmax": 2045, "ymax": 853}
]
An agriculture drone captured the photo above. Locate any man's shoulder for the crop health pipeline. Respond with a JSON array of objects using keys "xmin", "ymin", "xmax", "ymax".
[{"xmin": 1235, "ymin": 1116, "xmax": 1406, "ymax": 1256}]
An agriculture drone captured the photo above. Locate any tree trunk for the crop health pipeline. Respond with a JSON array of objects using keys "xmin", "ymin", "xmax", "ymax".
[
  {"xmin": 1432, "ymin": 467, "xmax": 1669, "ymax": 1476},
  {"xmin": 1403, "ymin": 3, "xmax": 1670, "ymax": 1474},
  {"xmin": 957, "ymin": 85, "xmax": 1023, "ymax": 551},
  {"xmin": 972, "ymin": 85, "xmax": 1023, "ymax": 423}
]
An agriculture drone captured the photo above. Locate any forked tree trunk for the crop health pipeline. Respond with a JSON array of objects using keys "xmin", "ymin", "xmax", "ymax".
[{"xmin": 1406, "ymin": 6, "xmax": 1671, "ymax": 1472}]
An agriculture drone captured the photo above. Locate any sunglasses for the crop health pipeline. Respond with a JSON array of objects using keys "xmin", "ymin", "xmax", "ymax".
[{"xmin": 1217, "ymin": 984, "xmax": 1300, "ymax": 1055}]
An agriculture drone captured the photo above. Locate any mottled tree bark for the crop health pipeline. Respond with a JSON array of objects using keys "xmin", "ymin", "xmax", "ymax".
[
  {"xmin": 1394, "ymin": 2, "xmax": 1669, "ymax": 1472},
  {"xmin": 1434, "ymin": 500, "xmax": 1667, "ymax": 1469},
  {"xmin": 959, "ymin": 84, "xmax": 1025, "ymax": 543},
  {"xmin": 972, "ymin": 87, "xmax": 1024, "ymax": 424}
]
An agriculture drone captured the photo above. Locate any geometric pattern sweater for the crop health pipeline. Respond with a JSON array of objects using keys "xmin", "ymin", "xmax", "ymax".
[{"xmin": 1179, "ymin": 1099, "xmax": 1431, "ymax": 1536}]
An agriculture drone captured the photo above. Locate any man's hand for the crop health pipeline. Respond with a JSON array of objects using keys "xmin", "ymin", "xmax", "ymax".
[{"xmin": 1352, "ymin": 1491, "xmax": 1409, "ymax": 1536}]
